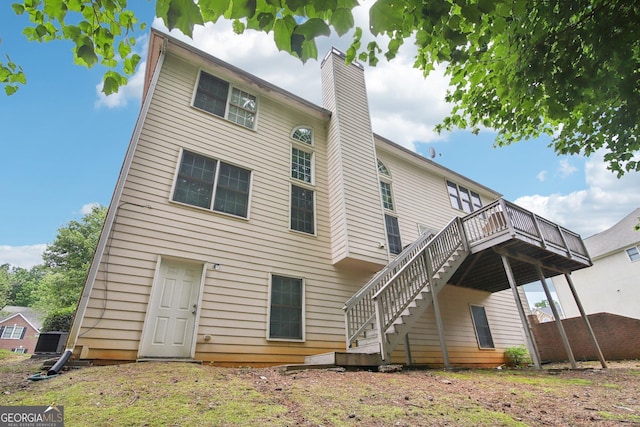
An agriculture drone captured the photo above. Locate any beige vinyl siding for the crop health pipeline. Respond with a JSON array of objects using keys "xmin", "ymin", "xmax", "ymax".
[
  {"xmin": 374, "ymin": 141, "xmax": 499, "ymax": 246},
  {"xmin": 321, "ymin": 51, "xmax": 388, "ymax": 269},
  {"xmin": 388, "ymin": 286, "xmax": 524, "ymax": 367},
  {"xmin": 75, "ymin": 37, "xmax": 526, "ymax": 367},
  {"xmin": 75, "ymin": 52, "xmax": 374, "ymax": 364}
]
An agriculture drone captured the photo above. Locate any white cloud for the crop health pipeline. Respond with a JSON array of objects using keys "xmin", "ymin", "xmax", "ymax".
[
  {"xmin": 0, "ymin": 244, "xmax": 46, "ymax": 269},
  {"xmin": 536, "ymin": 170, "xmax": 547, "ymax": 182},
  {"xmin": 80, "ymin": 203, "xmax": 100, "ymax": 215},
  {"xmin": 515, "ymin": 150, "xmax": 640, "ymax": 237},
  {"xmin": 558, "ymin": 158, "xmax": 577, "ymax": 177}
]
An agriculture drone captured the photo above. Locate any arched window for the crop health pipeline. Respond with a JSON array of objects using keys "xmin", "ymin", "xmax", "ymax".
[
  {"xmin": 377, "ymin": 159, "xmax": 390, "ymax": 177},
  {"xmin": 291, "ymin": 126, "xmax": 313, "ymax": 145}
]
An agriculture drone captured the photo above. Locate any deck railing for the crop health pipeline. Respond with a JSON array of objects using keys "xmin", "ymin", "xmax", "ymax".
[
  {"xmin": 343, "ymin": 228, "xmax": 436, "ymax": 349},
  {"xmin": 371, "ymin": 217, "xmax": 466, "ymax": 357},
  {"xmin": 343, "ymin": 217, "xmax": 466, "ymax": 352},
  {"xmin": 462, "ymin": 199, "xmax": 590, "ymax": 263},
  {"xmin": 343, "ymin": 198, "xmax": 590, "ymax": 356}
]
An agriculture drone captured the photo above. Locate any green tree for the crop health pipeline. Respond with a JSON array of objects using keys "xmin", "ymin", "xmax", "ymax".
[
  {"xmin": 6, "ymin": 265, "xmax": 45, "ymax": 307},
  {"xmin": 0, "ymin": 264, "xmax": 10, "ymax": 308},
  {"xmin": 33, "ymin": 205, "xmax": 107, "ymax": 314},
  {"xmin": 4, "ymin": 0, "xmax": 640, "ymax": 175}
]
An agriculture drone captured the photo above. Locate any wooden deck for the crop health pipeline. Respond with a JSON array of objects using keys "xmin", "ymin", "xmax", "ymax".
[{"xmin": 450, "ymin": 199, "xmax": 592, "ymax": 292}]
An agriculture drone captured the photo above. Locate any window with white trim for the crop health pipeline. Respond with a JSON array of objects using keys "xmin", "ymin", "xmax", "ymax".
[
  {"xmin": 447, "ymin": 180, "xmax": 482, "ymax": 213},
  {"xmin": 290, "ymin": 127, "xmax": 315, "ymax": 234},
  {"xmin": 193, "ymin": 71, "xmax": 257, "ymax": 129},
  {"xmin": 12, "ymin": 347, "xmax": 27, "ymax": 354},
  {"xmin": 626, "ymin": 246, "xmax": 640, "ymax": 262},
  {"xmin": 291, "ymin": 185, "xmax": 315, "ymax": 234},
  {"xmin": 269, "ymin": 275, "xmax": 304, "ymax": 340},
  {"xmin": 380, "ymin": 181, "xmax": 394, "ymax": 211},
  {"xmin": 172, "ymin": 150, "xmax": 251, "ymax": 218},
  {"xmin": 1, "ymin": 325, "xmax": 25, "ymax": 339},
  {"xmin": 292, "ymin": 127, "xmax": 313, "ymax": 145},
  {"xmin": 385, "ymin": 214, "xmax": 402, "ymax": 255},
  {"xmin": 470, "ymin": 305, "xmax": 495, "ymax": 349}
]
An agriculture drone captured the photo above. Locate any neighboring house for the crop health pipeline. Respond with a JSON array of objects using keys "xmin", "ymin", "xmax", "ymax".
[
  {"xmin": 531, "ymin": 307, "xmax": 554, "ymax": 323},
  {"xmin": 67, "ymin": 29, "xmax": 593, "ymax": 368},
  {"xmin": 553, "ymin": 208, "xmax": 640, "ymax": 320},
  {"xmin": 0, "ymin": 306, "xmax": 43, "ymax": 354}
]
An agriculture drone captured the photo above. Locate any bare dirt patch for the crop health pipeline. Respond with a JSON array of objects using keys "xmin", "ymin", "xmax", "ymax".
[{"xmin": 1, "ymin": 356, "xmax": 639, "ymax": 426}]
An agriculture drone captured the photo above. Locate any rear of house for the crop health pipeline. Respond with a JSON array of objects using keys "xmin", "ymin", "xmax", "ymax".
[{"xmin": 67, "ymin": 29, "xmax": 589, "ymax": 367}]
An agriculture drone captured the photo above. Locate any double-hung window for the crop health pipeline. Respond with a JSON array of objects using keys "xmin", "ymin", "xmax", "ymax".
[
  {"xmin": 378, "ymin": 159, "xmax": 402, "ymax": 254},
  {"xmin": 1, "ymin": 325, "xmax": 25, "ymax": 339},
  {"xmin": 269, "ymin": 275, "xmax": 304, "ymax": 340},
  {"xmin": 173, "ymin": 150, "xmax": 251, "ymax": 218},
  {"xmin": 193, "ymin": 71, "xmax": 257, "ymax": 129},
  {"xmin": 470, "ymin": 305, "xmax": 495, "ymax": 349},
  {"xmin": 290, "ymin": 127, "xmax": 315, "ymax": 234},
  {"xmin": 447, "ymin": 180, "xmax": 482, "ymax": 213},
  {"xmin": 626, "ymin": 246, "xmax": 640, "ymax": 262}
]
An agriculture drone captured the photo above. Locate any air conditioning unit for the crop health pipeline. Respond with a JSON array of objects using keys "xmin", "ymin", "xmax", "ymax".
[{"xmin": 34, "ymin": 332, "xmax": 68, "ymax": 354}]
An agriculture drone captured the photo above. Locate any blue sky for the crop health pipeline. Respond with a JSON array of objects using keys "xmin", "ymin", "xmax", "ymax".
[{"xmin": 1, "ymin": 2, "xmax": 639, "ymax": 310}]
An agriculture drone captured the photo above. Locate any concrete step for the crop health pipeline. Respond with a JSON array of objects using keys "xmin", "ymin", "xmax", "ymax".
[{"xmin": 304, "ymin": 352, "xmax": 383, "ymax": 367}]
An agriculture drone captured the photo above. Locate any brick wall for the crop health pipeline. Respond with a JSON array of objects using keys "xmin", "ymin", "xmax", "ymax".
[
  {"xmin": 530, "ymin": 312, "xmax": 640, "ymax": 362},
  {"xmin": 0, "ymin": 316, "xmax": 39, "ymax": 354}
]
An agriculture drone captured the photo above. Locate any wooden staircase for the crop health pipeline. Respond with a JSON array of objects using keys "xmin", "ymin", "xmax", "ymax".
[{"xmin": 342, "ymin": 216, "xmax": 469, "ymax": 362}]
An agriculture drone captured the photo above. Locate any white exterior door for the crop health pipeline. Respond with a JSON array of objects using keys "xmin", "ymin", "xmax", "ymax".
[{"xmin": 140, "ymin": 259, "xmax": 203, "ymax": 358}]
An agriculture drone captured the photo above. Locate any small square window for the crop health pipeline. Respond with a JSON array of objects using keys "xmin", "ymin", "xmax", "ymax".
[{"xmin": 626, "ymin": 246, "xmax": 640, "ymax": 262}]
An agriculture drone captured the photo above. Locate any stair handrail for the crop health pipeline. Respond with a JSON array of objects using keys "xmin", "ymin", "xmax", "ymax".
[
  {"xmin": 372, "ymin": 217, "xmax": 465, "ymax": 336},
  {"xmin": 342, "ymin": 228, "xmax": 436, "ymax": 348}
]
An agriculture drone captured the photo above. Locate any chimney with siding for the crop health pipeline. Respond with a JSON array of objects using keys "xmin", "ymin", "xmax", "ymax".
[{"xmin": 321, "ymin": 48, "xmax": 389, "ymax": 271}]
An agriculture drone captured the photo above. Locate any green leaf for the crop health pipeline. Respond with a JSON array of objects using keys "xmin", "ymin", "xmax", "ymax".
[
  {"xmin": 257, "ymin": 13, "xmax": 275, "ymax": 30},
  {"xmin": 313, "ymin": 0, "xmax": 338, "ymax": 13},
  {"xmin": 11, "ymin": 3, "xmax": 25, "ymax": 14},
  {"xmin": 293, "ymin": 18, "xmax": 331, "ymax": 41},
  {"xmin": 157, "ymin": 0, "xmax": 204, "ymax": 37},
  {"xmin": 273, "ymin": 15, "xmax": 296, "ymax": 52},
  {"xmin": 330, "ymin": 8, "xmax": 354, "ymax": 36},
  {"xmin": 76, "ymin": 38, "xmax": 98, "ymax": 67},
  {"xmin": 286, "ymin": 0, "xmax": 306, "ymax": 12},
  {"xmin": 117, "ymin": 40, "xmax": 131, "ymax": 59},
  {"xmin": 229, "ymin": 0, "xmax": 257, "ymax": 19},
  {"xmin": 43, "ymin": 0, "xmax": 67, "ymax": 22},
  {"xmin": 5, "ymin": 85, "xmax": 19, "ymax": 95},
  {"xmin": 370, "ymin": 0, "xmax": 405, "ymax": 35}
]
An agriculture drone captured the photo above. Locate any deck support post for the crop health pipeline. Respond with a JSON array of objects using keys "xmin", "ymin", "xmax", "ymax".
[
  {"xmin": 500, "ymin": 255, "xmax": 541, "ymax": 369},
  {"xmin": 536, "ymin": 266, "xmax": 577, "ymax": 368},
  {"xmin": 564, "ymin": 273, "xmax": 608, "ymax": 368},
  {"xmin": 425, "ymin": 250, "xmax": 450, "ymax": 369},
  {"xmin": 404, "ymin": 333, "xmax": 412, "ymax": 366}
]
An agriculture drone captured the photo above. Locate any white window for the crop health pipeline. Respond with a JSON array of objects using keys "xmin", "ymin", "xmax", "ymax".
[
  {"xmin": 380, "ymin": 181, "xmax": 394, "ymax": 211},
  {"xmin": 447, "ymin": 180, "xmax": 482, "ymax": 213},
  {"xmin": 385, "ymin": 214, "xmax": 402, "ymax": 255},
  {"xmin": 290, "ymin": 127, "xmax": 315, "ymax": 234},
  {"xmin": 12, "ymin": 347, "xmax": 27, "ymax": 354},
  {"xmin": 193, "ymin": 71, "xmax": 257, "ymax": 129},
  {"xmin": 626, "ymin": 246, "xmax": 640, "ymax": 262},
  {"xmin": 470, "ymin": 305, "xmax": 495, "ymax": 349},
  {"xmin": 291, "ymin": 126, "xmax": 313, "ymax": 145},
  {"xmin": 268, "ymin": 275, "xmax": 304, "ymax": 340},
  {"xmin": 1, "ymin": 325, "xmax": 25, "ymax": 339},
  {"xmin": 172, "ymin": 150, "xmax": 252, "ymax": 218}
]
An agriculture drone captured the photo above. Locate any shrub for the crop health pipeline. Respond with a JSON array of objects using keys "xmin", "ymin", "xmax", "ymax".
[
  {"xmin": 504, "ymin": 345, "xmax": 532, "ymax": 368},
  {"xmin": 42, "ymin": 306, "xmax": 76, "ymax": 332}
]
